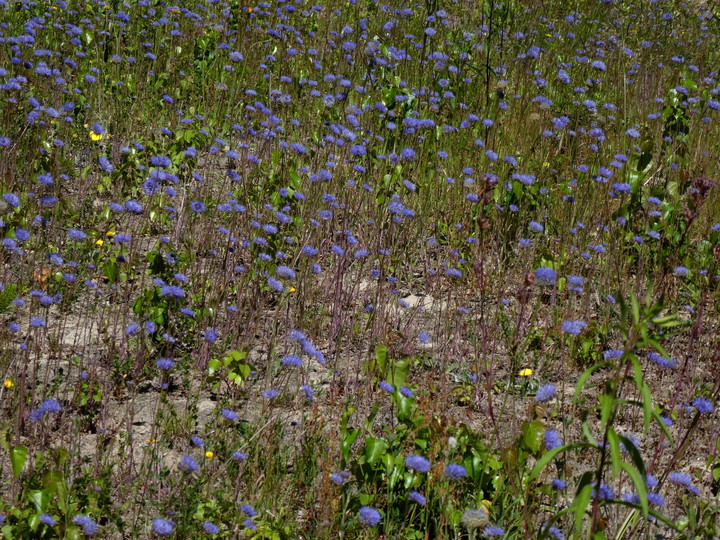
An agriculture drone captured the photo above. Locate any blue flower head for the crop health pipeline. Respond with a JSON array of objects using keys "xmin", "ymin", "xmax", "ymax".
[{"xmin": 358, "ymin": 506, "xmax": 381, "ymax": 527}]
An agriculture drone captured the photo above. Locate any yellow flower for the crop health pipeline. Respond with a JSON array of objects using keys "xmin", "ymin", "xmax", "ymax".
[
  {"xmin": 519, "ymin": 368, "xmax": 534, "ymax": 377},
  {"xmin": 89, "ymin": 130, "xmax": 104, "ymax": 141},
  {"xmin": 106, "ymin": 231, "xmax": 115, "ymax": 237},
  {"xmin": 480, "ymin": 500, "xmax": 492, "ymax": 511},
  {"xmin": 95, "ymin": 240, "xmax": 104, "ymax": 246},
  {"xmin": 543, "ymin": 161, "xmax": 550, "ymax": 168},
  {"xmin": 289, "ymin": 287, "xmax": 297, "ymax": 293},
  {"xmin": 4, "ymin": 379, "xmax": 14, "ymax": 389},
  {"xmin": 205, "ymin": 451, "xmax": 214, "ymax": 459}
]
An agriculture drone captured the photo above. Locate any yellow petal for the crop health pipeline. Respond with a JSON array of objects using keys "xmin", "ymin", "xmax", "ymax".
[{"xmin": 519, "ymin": 368, "xmax": 534, "ymax": 377}]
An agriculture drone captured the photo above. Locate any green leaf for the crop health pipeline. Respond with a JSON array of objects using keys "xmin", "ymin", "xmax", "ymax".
[
  {"xmin": 599, "ymin": 392, "xmax": 615, "ymax": 431},
  {"xmin": 341, "ymin": 428, "xmax": 360, "ymax": 463},
  {"xmin": 521, "ymin": 421, "xmax": 545, "ymax": 454},
  {"xmin": 529, "ymin": 443, "xmax": 592, "ymax": 482},
  {"xmin": 374, "ymin": 345, "xmax": 388, "ymax": 372},
  {"xmin": 10, "ymin": 445, "xmax": 28, "ymax": 478},
  {"xmin": 571, "ymin": 472, "xmax": 595, "ymax": 536},
  {"xmin": 28, "ymin": 490, "xmax": 49, "ymax": 513},
  {"xmin": 630, "ymin": 355, "xmax": 653, "ymax": 431},
  {"xmin": 208, "ymin": 358, "xmax": 222, "ymax": 375},
  {"xmin": 607, "ymin": 427, "xmax": 622, "ymax": 477},
  {"xmin": 619, "ymin": 435, "xmax": 647, "ymax": 484},
  {"xmin": 364, "ymin": 437, "xmax": 389, "ymax": 465},
  {"xmin": 364, "ymin": 401, "xmax": 380, "ymax": 433},
  {"xmin": 621, "ymin": 462, "xmax": 649, "ymax": 518},
  {"xmin": 575, "ymin": 362, "xmax": 612, "ymax": 405},
  {"xmin": 390, "ymin": 360, "xmax": 410, "ymax": 389}
]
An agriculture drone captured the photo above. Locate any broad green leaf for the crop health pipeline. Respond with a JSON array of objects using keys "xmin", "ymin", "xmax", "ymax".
[
  {"xmin": 374, "ymin": 345, "xmax": 388, "ymax": 372},
  {"xmin": 391, "ymin": 360, "xmax": 410, "ymax": 389},
  {"xmin": 364, "ymin": 437, "xmax": 389, "ymax": 465},
  {"xmin": 28, "ymin": 490, "xmax": 49, "ymax": 512},
  {"xmin": 364, "ymin": 401, "xmax": 380, "ymax": 433},
  {"xmin": 521, "ymin": 421, "xmax": 545, "ymax": 454},
  {"xmin": 10, "ymin": 445, "xmax": 28, "ymax": 478}
]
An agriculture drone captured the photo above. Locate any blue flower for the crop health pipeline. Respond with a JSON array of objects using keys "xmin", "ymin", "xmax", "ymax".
[
  {"xmin": 160, "ymin": 285, "xmax": 184, "ymax": 299},
  {"xmin": 561, "ymin": 320, "xmax": 587, "ymax": 336},
  {"xmin": 545, "ymin": 430, "xmax": 562, "ymax": 450},
  {"xmin": 535, "ymin": 266, "xmax": 557, "ymax": 286},
  {"xmin": 3, "ymin": 193, "xmax": 21, "ymax": 208},
  {"xmin": 276, "ymin": 265, "xmax": 296, "ymax": 279},
  {"xmin": 178, "ymin": 456, "xmax": 199, "ymax": 473},
  {"xmin": 445, "ymin": 463, "xmax": 467, "ymax": 480},
  {"xmin": 39, "ymin": 514, "xmax": 56, "ymax": 526},
  {"xmin": 125, "ymin": 200, "xmax": 143, "ymax": 214},
  {"xmin": 612, "ymin": 182, "xmax": 632, "ymax": 193},
  {"xmin": 222, "ymin": 409, "xmax": 239, "ymax": 422},
  {"xmin": 150, "ymin": 155, "xmax": 171, "ymax": 167},
  {"xmin": 282, "ymin": 354, "xmax": 302, "ymax": 366},
  {"xmin": 551, "ymin": 479, "xmax": 567, "ymax": 491},
  {"xmin": 535, "ymin": 384, "xmax": 556, "ymax": 403},
  {"xmin": 409, "ymin": 491, "xmax": 426, "ymax": 506},
  {"xmin": 31, "ymin": 317, "xmax": 46, "ymax": 328},
  {"xmin": 190, "ymin": 200, "xmax": 206, "ymax": 213},
  {"xmin": 647, "ymin": 352, "xmax": 676, "ymax": 369},
  {"xmin": 673, "ymin": 266, "xmax": 689, "ymax": 277},
  {"xmin": 263, "ymin": 389, "xmax": 279, "ymax": 399},
  {"xmin": 72, "ymin": 515, "xmax": 99, "ymax": 536},
  {"xmin": 98, "ymin": 156, "xmax": 114, "ymax": 173},
  {"xmin": 205, "ymin": 328, "xmax": 218, "ymax": 343},
  {"xmin": 41, "ymin": 398, "xmax": 62, "ymax": 413},
  {"xmin": 567, "ymin": 275, "xmax": 584, "ymax": 293},
  {"xmin": 152, "ymin": 518, "xmax": 175, "ymax": 536},
  {"xmin": 379, "ymin": 381, "xmax": 394, "ymax": 392},
  {"xmin": 592, "ymin": 483, "xmax": 615, "ymax": 500},
  {"xmin": 358, "ymin": 506, "xmax": 381, "ymax": 527},
  {"xmin": 241, "ymin": 505, "xmax": 257, "ymax": 517},
  {"xmin": 692, "ymin": 397, "xmax": 714, "ymax": 414},
  {"xmin": 156, "ymin": 358, "xmax": 175, "ymax": 370},
  {"xmin": 267, "ymin": 278, "xmax": 284, "ymax": 292},
  {"xmin": 484, "ymin": 526, "xmax": 506, "ymax": 536},
  {"xmin": 203, "ymin": 521, "xmax": 219, "ymax": 534},
  {"xmin": 405, "ymin": 454, "xmax": 431, "ymax": 473},
  {"xmin": 191, "ymin": 435, "xmax": 205, "ymax": 448},
  {"xmin": 68, "ymin": 228, "xmax": 87, "ymax": 241}
]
